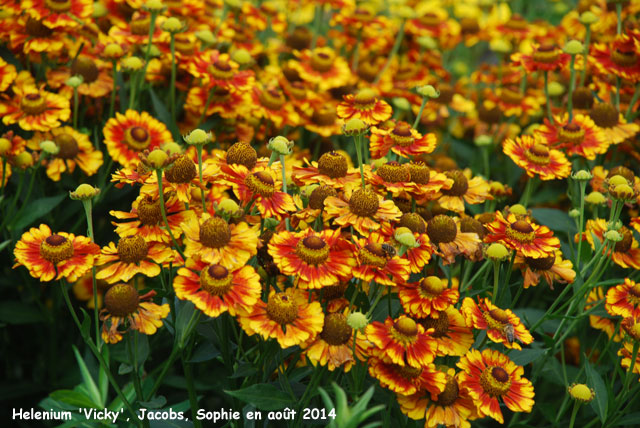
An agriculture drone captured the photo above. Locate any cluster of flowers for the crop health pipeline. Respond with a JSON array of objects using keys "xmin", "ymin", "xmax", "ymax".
[{"xmin": 3, "ymin": 0, "xmax": 640, "ymax": 426}]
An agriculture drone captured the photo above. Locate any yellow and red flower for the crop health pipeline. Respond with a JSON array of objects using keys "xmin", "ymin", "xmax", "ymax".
[
  {"xmin": 485, "ymin": 211, "xmax": 560, "ymax": 259},
  {"xmin": 95, "ymin": 235, "xmax": 173, "ymax": 284},
  {"xmin": 13, "ymin": 224, "xmax": 100, "ymax": 283},
  {"xmin": 366, "ymin": 315, "xmax": 437, "ymax": 368},
  {"xmin": 437, "ymin": 169, "xmax": 492, "ymax": 213},
  {"xmin": 268, "ymin": 228, "xmax": 355, "ymax": 290},
  {"xmin": 369, "ymin": 120, "xmax": 437, "ymax": 159},
  {"xmin": 516, "ymin": 252, "xmax": 575, "ymax": 289},
  {"xmin": 426, "ymin": 215, "xmax": 483, "ymax": 265},
  {"xmin": 503, "ymin": 135, "xmax": 571, "ymax": 181},
  {"xmin": 100, "ymin": 284, "xmax": 169, "ymax": 344},
  {"xmin": 457, "ymin": 348, "xmax": 535, "ymax": 424},
  {"xmin": 22, "ymin": 0, "xmax": 92, "ymax": 29},
  {"xmin": 535, "ymin": 114, "xmax": 609, "ymax": 160},
  {"xmin": 238, "ymin": 288, "xmax": 324, "ymax": 348},
  {"xmin": 418, "ymin": 306, "xmax": 474, "ymax": 357},
  {"xmin": 397, "ymin": 369, "xmax": 478, "ymax": 428},
  {"xmin": 398, "ymin": 276, "xmax": 458, "ymax": 318},
  {"xmin": 606, "ymin": 278, "xmax": 640, "ymax": 319},
  {"xmin": 289, "ymin": 47, "xmax": 351, "ymax": 91},
  {"xmin": 174, "ymin": 256, "xmax": 261, "ymax": 318},
  {"xmin": 181, "ymin": 211, "xmax": 258, "ymax": 267},
  {"xmin": 188, "ymin": 50, "xmax": 255, "ymax": 90},
  {"xmin": 587, "ymin": 287, "xmax": 622, "ymax": 343},
  {"xmin": 291, "ymin": 151, "xmax": 363, "ymax": 190},
  {"xmin": 461, "ymin": 297, "xmax": 533, "ymax": 350},
  {"xmin": 511, "ymin": 43, "xmax": 570, "ymax": 73},
  {"xmin": 579, "ymin": 219, "xmax": 640, "ymax": 270},
  {"xmin": 369, "ymin": 357, "xmax": 446, "ymax": 396},
  {"xmin": 103, "ymin": 110, "xmax": 173, "ymax": 168},
  {"xmin": 337, "ymin": 88, "xmax": 392, "ymax": 126},
  {"xmin": 353, "ymin": 232, "xmax": 411, "ymax": 286},
  {"xmin": 591, "ymin": 35, "xmax": 640, "ymax": 82},
  {"xmin": 0, "ymin": 57, "xmax": 17, "ymax": 91},
  {"xmin": 589, "ymin": 103, "xmax": 640, "ymax": 146}
]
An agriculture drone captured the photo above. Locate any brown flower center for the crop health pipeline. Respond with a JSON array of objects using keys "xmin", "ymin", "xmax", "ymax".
[
  {"xmin": 226, "ymin": 142, "xmax": 257, "ymax": 170},
  {"xmin": 419, "ymin": 13, "xmax": 440, "ymax": 27},
  {"xmin": 394, "ymin": 364, "xmax": 423, "ymax": 379},
  {"xmin": 419, "ymin": 276, "xmax": 446, "ymax": 296},
  {"xmin": 506, "ymin": 220, "xmax": 535, "ymax": 243},
  {"xmin": 54, "ymin": 133, "xmax": 79, "ymax": 159},
  {"xmin": 320, "ymin": 313, "xmax": 352, "ymax": 346},
  {"xmin": 608, "ymin": 166, "xmax": 635, "ymax": 183},
  {"xmin": 525, "ymin": 255, "xmax": 555, "ymax": 271},
  {"xmin": 310, "ymin": 50, "xmax": 335, "ymax": 72},
  {"xmin": 398, "ymin": 212, "xmax": 426, "ymax": 234},
  {"xmin": 295, "ymin": 235, "xmax": 330, "ymax": 265},
  {"xmin": 117, "ymin": 235, "xmax": 148, "ymax": 263},
  {"xmin": 558, "ymin": 122, "xmax": 585, "ymax": 145},
  {"xmin": 317, "ymin": 151, "xmax": 348, "ymax": 178},
  {"xmin": 45, "ymin": 0, "xmax": 71, "ymax": 13},
  {"xmin": 245, "ymin": 170, "xmax": 276, "ymax": 197},
  {"xmin": 130, "ymin": 14, "xmax": 151, "ymax": 36},
  {"xmin": 174, "ymin": 35, "xmax": 195, "ymax": 55},
  {"xmin": 630, "ymin": 283, "xmax": 640, "ymax": 297},
  {"xmin": 259, "ymin": 87, "xmax": 286, "ymax": 110},
  {"xmin": 503, "ymin": 14, "xmax": 527, "ymax": 31},
  {"xmin": 408, "ymin": 162, "xmax": 430, "ymax": 185},
  {"xmin": 71, "ymin": 56, "xmax": 99, "ymax": 84},
  {"xmin": 209, "ymin": 59, "xmax": 235, "ymax": 80},
  {"xmin": 524, "ymin": 143, "xmax": 551, "ymax": 165},
  {"xmin": 349, "ymin": 189, "xmax": 379, "ymax": 217},
  {"xmin": 611, "ymin": 48, "xmax": 638, "ymax": 67},
  {"xmin": 26, "ymin": 18, "xmax": 53, "ymax": 38},
  {"xmin": 589, "ymin": 103, "xmax": 619, "ymax": 128},
  {"xmin": 309, "ymin": 185, "xmax": 337, "ymax": 210},
  {"xmin": 124, "ymin": 126, "xmax": 151, "ymax": 151},
  {"xmin": 460, "ymin": 216, "xmax": 486, "ymax": 239},
  {"xmin": 377, "ymin": 161, "xmax": 410, "ymax": 183},
  {"xmin": 427, "ymin": 215, "xmax": 457, "ymax": 244},
  {"xmin": 614, "ymin": 227, "xmax": 633, "ymax": 253},
  {"xmin": 532, "ymin": 44, "xmax": 560, "ymax": 63},
  {"xmin": 311, "ymin": 105, "xmax": 337, "ymax": 126},
  {"xmin": 435, "ymin": 377, "xmax": 460, "ymax": 406},
  {"xmin": 359, "ymin": 243, "xmax": 388, "ymax": 268},
  {"xmin": 211, "ymin": 87, "xmax": 232, "ymax": 102},
  {"xmin": 39, "ymin": 234, "xmax": 74, "ymax": 264},
  {"xmin": 393, "ymin": 317, "xmax": 418, "ymax": 337},
  {"xmin": 389, "ymin": 122, "xmax": 415, "ymax": 147},
  {"xmin": 104, "ymin": 283, "xmax": 139, "ymax": 317},
  {"xmin": 420, "ymin": 312, "xmax": 450, "ymax": 338},
  {"xmin": 573, "ymin": 87, "xmax": 594, "ymax": 110},
  {"xmin": 137, "ymin": 195, "xmax": 162, "ymax": 225},
  {"xmin": 266, "ymin": 292, "xmax": 298, "ymax": 325},
  {"xmin": 165, "ymin": 154, "xmax": 197, "ymax": 183},
  {"xmin": 21, "ymin": 93, "xmax": 47, "ymax": 115},
  {"xmin": 480, "ymin": 366, "xmax": 512, "ymax": 397},
  {"xmin": 460, "ymin": 17, "xmax": 480, "ymax": 34},
  {"xmin": 200, "ymin": 264, "xmax": 233, "ymax": 296},
  {"xmin": 199, "ymin": 216, "xmax": 231, "ymax": 248},
  {"xmin": 500, "ymin": 87, "xmax": 524, "ymax": 105},
  {"xmin": 442, "ymin": 170, "xmax": 469, "ymax": 196},
  {"xmin": 353, "ymin": 88, "xmax": 377, "ymax": 109}
]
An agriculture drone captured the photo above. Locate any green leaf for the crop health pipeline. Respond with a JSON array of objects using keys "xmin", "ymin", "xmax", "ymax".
[
  {"xmin": 11, "ymin": 194, "xmax": 67, "ymax": 230},
  {"xmin": 139, "ymin": 395, "xmax": 167, "ymax": 409},
  {"xmin": 0, "ymin": 301, "xmax": 44, "ymax": 324},
  {"xmin": 72, "ymin": 346, "xmax": 104, "ymax": 408},
  {"xmin": 118, "ymin": 363, "xmax": 133, "ymax": 375},
  {"xmin": 98, "ymin": 346, "xmax": 109, "ymax": 405},
  {"xmin": 0, "ymin": 239, "xmax": 11, "ymax": 253},
  {"xmin": 531, "ymin": 208, "xmax": 576, "ymax": 234},
  {"xmin": 230, "ymin": 362, "xmax": 258, "ymax": 379},
  {"xmin": 509, "ymin": 348, "xmax": 546, "ymax": 366},
  {"xmin": 585, "ymin": 360, "xmax": 608, "ymax": 423},
  {"xmin": 175, "ymin": 301, "xmax": 197, "ymax": 348},
  {"xmin": 188, "ymin": 342, "xmax": 219, "ymax": 363},
  {"xmin": 50, "ymin": 389, "xmax": 99, "ymax": 409},
  {"xmin": 613, "ymin": 412, "xmax": 640, "ymax": 426},
  {"xmin": 149, "ymin": 88, "xmax": 180, "ymax": 140},
  {"xmin": 225, "ymin": 383, "xmax": 294, "ymax": 411}
]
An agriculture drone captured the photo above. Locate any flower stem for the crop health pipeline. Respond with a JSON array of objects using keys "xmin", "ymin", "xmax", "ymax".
[
  {"xmin": 492, "ymin": 260, "xmax": 500, "ymax": 303},
  {"xmin": 625, "ymin": 83, "xmax": 640, "ymax": 120},
  {"xmin": 310, "ymin": 4, "xmax": 323, "ymax": 50},
  {"xmin": 169, "ymin": 33, "xmax": 177, "ymax": 127},
  {"xmin": 109, "ymin": 60, "xmax": 118, "ymax": 117},
  {"xmin": 520, "ymin": 177, "xmax": 534, "ymax": 207},
  {"xmin": 568, "ymin": 401, "xmax": 581, "ymax": 428},
  {"xmin": 81, "ymin": 198, "xmax": 101, "ymax": 347},
  {"xmin": 574, "ymin": 180, "xmax": 587, "ymax": 272},
  {"xmin": 279, "ymin": 154, "xmax": 291, "ymax": 231},
  {"xmin": 137, "ymin": 11, "xmax": 159, "ymax": 106},
  {"xmin": 616, "ymin": 76, "xmax": 621, "ymax": 111},
  {"xmin": 567, "ymin": 54, "xmax": 577, "ymax": 123},
  {"xmin": 155, "ymin": 169, "xmax": 187, "ymax": 260},
  {"xmin": 127, "ymin": 332, "xmax": 148, "ymax": 428},
  {"xmin": 351, "ymin": 29, "xmax": 362, "ymax": 72},
  {"xmin": 616, "ymin": 3, "xmax": 622, "ymax": 35},
  {"xmin": 366, "ymin": 283, "xmax": 386, "ymax": 317},
  {"xmin": 579, "ymin": 26, "xmax": 592, "ymax": 87},
  {"xmin": 543, "ymin": 71, "xmax": 553, "ymax": 124},
  {"xmin": 413, "ymin": 96, "xmax": 427, "ymax": 129},
  {"xmin": 1, "ymin": 157, "xmax": 7, "ymax": 195},
  {"xmin": 353, "ymin": 134, "xmax": 366, "ymax": 189},
  {"xmin": 195, "ymin": 144, "xmax": 207, "ymax": 212},
  {"xmin": 182, "ymin": 350, "xmax": 202, "ymax": 428},
  {"xmin": 72, "ymin": 87, "xmax": 79, "ymax": 129},
  {"xmin": 374, "ymin": 20, "xmax": 405, "ymax": 84}
]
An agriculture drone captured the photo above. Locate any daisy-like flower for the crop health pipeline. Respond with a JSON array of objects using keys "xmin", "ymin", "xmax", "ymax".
[
  {"xmin": 461, "ymin": 297, "xmax": 533, "ymax": 350},
  {"xmin": 485, "ymin": 211, "xmax": 560, "ymax": 259},
  {"xmin": 398, "ymin": 276, "xmax": 459, "ymax": 318},
  {"xmin": 223, "ymin": 163, "xmax": 296, "ymax": 220},
  {"xmin": 103, "ymin": 110, "xmax": 173, "ymax": 168},
  {"xmin": 22, "ymin": 0, "xmax": 92, "ymax": 29},
  {"xmin": 580, "ymin": 220, "xmax": 640, "ymax": 270},
  {"xmin": 369, "ymin": 161, "xmax": 418, "ymax": 195},
  {"xmin": 185, "ymin": 86, "xmax": 250, "ymax": 119},
  {"xmin": 174, "ymin": 256, "xmax": 261, "ymax": 318},
  {"xmin": 46, "ymin": 55, "xmax": 114, "ymax": 99},
  {"xmin": 535, "ymin": 114, "xmax": 609, "ymax": 160},
  {"xmin": 405, "ymin": 162, "xmax": 454, "ymax": 204},
  {"xmin": 268, "ymin": 228, "xmax": 356, "ymax": 290},
  {"xmin": 13, "ymin": 224, "xmax": 100, "ymax": 283},
  {"xmin": 110, "ymin": 193, "xmax": 190, "ymax": 244},
  {"xmin": 503, "ymin": 135, "xmax": 571, "ymax": 181},
  {"xmin": 289, "ymin": 47, "xmax": 351, "ymax": 91},
  {"xmin": 238, "ymin": 288, "xmax": 324, "ymax": 348},
  {"xmin": 0, "ymin": 57, "xmax": 17, "ymax": 91},
  {"xmin": 369, "ymin": 120, "xmax": 437, "ymax": 159},
  {"xmin": 437, "ymin": 169, "xmax": 492, "ymax": 213},
  {"xmin": 29, "ymin": 126, "xmax": 103, "ymax": 181},
  {"xmin": 324, "ymin": 187, "xmax": 402, "ymax": 236},
  {"xmin": 0, "ymin": 71, "xmax": 70, "ymax": 132},
  {"xmin": 457, "ymin": 348, "xmax": 535, "ymax": 424},
  {"xmin": 418, "ymin": 306, "xmax": 474, "ymax": 357},
  {"xmin": 366, "ymin": 315, "xmax": 437, "ymax": 368},
  {"xmin": 291, "ymin": 151, "xmax": 363, "ymax": 190},
  {"xmin": 302, "ymin": 308, "xmax": 367, "ymax": 372},
  {"xmin": 187, "ymin": 50, "xmax": 254, "ymax": 90},
  {"xmin": 511, "ymin": 43, "xmax": 570, "ymax": 73},
  {"xmin": 95, "ymin": 235, "xmax": 173, "ymax": 284},
  {"xmin": 369, "ymin": 357, "xmax": 446, "ymax": 396},
  {"xmin": 250, "ymin": 84, "xmax": 300, "ymax": 128},
  {"xmin": 353, "ymin": 232, "xmax": 411, "ymax": 286},
  {"xmin": 516, "ymin": 252, "xmax": 575, "ymax": 290},
  {"xmin": 72, "ymin": 272, "xmax": 112, "ymax": 309},
  {"xmin": 100, "ymin": 283, "xmax": 169, "ymax": 344},
  {"xmin": 606, "ymin": 278, "xmax": 640, "ymax": 319},
  {"xmin": 617, "ymin": 341, "xmax": 640, "ymax": 380},
  {"xmin": 426, "ymin": 215, "xmax": 482, "ymax": 265},
  {"xmin": 589, "ymin": 103, "xmax": 640, "ymax": 146},
  {"xmin": 397, "ymin": 369, "xmax": 478, "ymax": 428},
  {"xmin": 337, "ymin": 88, "xmax": 392, "ymax": 126},
  {"xmin": 181, "ymin": 211, "xmax": 258, "ymax": 267},
  {"xmin": 587, "ymin": 287, "xmax": 622, "ymax": 343},
  {"xmin": 591, "ymin": 34, "xmax": 640, "ymax": 82}
]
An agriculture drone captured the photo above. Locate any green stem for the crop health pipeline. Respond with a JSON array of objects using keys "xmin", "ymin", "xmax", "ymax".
[
  {"xmin": 622, "ymin": 341, "xmax": 639, "ymax": 395},
  {"xmin": 81, "ymin": 199, "xmax": 101, "ymax": 347},
  {"xmin": 1, "ymin": 157, "xmax": 7, "ymax": 195},
  {"xmin": 197, "ymin": 86, "xmax": 215, "ymax": 127},
  {"xmin": 492, "ymin": 260, "xmax": 500, "ymax": 303},
  {"xmin": 129, "ymin": 70, "xmax": 138, "ymax": 111},
  {"xmin": 616, "ymin": 76, "xmax": 621, "ymax": 111},
  {"xmin": 568, "ymin": 401, "xmax": 581, "ymax": 428},
  {"xmin": 9, "ymin": 166, "xmax": 37, "ymax": 228},
  {"xmin": 155, "ymin": 169, "xmax": 187, "ymax": 260},
  {"xmin": 137, "ymin": 11, "xmax": 159, "ymax": 106},
  {"xmin": 169, "ymin": 33, "xmax": 177, "ymax": 128},
  {"xmin": 520, "ymin": 177, "xmax": 534, "ymax": 207},
  {"xmin": 353, "ymin": 134, "xmax": 366, "ymax": 189},
  {"xmin": 310, "ymin": 4, "xmax": 323, "ymax": 50},
  {"xmin": 195, "ymin": 144, "xmax": 206, "ymax": 212},
  {"xmin": 575, "ymin": 180, "xmax": 587, "ymax": 272},
  {"xmin": 279, "ymin": 154, "xmax": 291, "ymax": 231},
  {"xmin": 351, "ymin": 29, "xmax": 362, "ymax": 72},
  {"xmin": 413, "ymin": 97, "xmax": 427, "ymax": 129},
  {"xmin": 127, "ymin": 333, "xmax": 148, "ymax": 428},
  {"xmin": 461, "ymin": 260, "xmax": 491, "ymax": 294},
  {"xmin": 73, "ymin": 87, "xmax": 79, "ymax": 129},
  {"xmin": 616, "ymin": 3, "xmax": 622, "ymax": 35},
  {"xmin": 625, "ymin": 83, "xmax": 640, "ymax": 120},
  {"xmin": 109, "ymin": 60, "xmax": 117, "ymax": 117},
  {"xmin": 374, "ymin": 20, "xmax": 406, "ymax": 84},
  {"xmin": 579, "ymin": 26, "xmax": 591, "ymax": 87},
  {"xmin": 59, "ymin": 280, "xmax": 140, "ymax": 426},
  {"xmin": 567, "ymin": 55, "xmax": 577, "ymax": 123},
  {"xmin": 544, "ymin": 71, "xmax": 553, "ymax": 124},
  {"xmin": 366, "ymin": 283, "xmax": 385, "ymax": 317},
  {"xmin": 182, "ymin": 350, "xmax": 202, "ymax": 428}
]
